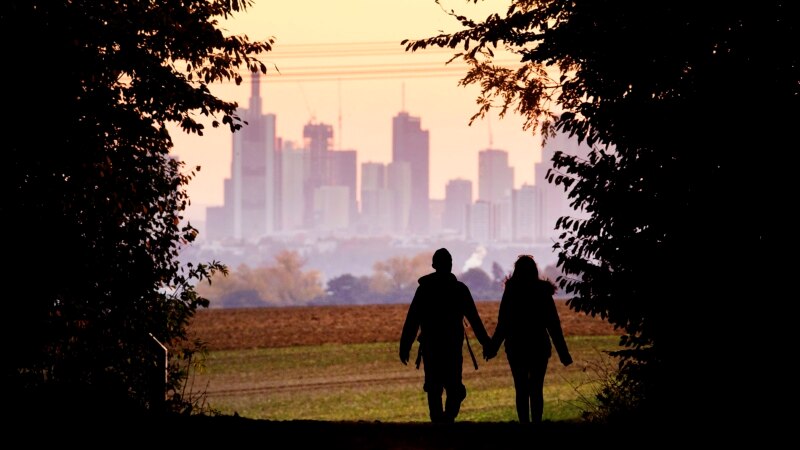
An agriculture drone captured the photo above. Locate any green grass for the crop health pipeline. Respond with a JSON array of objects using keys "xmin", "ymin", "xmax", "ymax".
[{"xmin": 188, "ymin": 335, "xmax": 621, "ymax": 423}]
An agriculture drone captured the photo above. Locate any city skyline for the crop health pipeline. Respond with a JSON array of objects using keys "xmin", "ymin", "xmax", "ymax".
[
  {"xmin": 190, "ymin": 74, "xmax": 552, "ymax": 240},
  {"xmin": 169, "ymin": 1, "xmax": 545, "ymax": 223},
  {"xmin": 202, "ymin": 74, "xmax": 589, "ymax": 244}
]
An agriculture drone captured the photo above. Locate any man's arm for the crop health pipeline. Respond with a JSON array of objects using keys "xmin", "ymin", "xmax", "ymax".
[
  {"xmin": 462, "ymin": 284, "xmax": 491, "ymax": 347},
  {"xmin": 399, "ymin": 289, "xmax": 422, "ymax": 365}
]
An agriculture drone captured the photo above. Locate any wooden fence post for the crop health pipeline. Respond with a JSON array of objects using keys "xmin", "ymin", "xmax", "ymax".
[{"xmin": 149, "ymin": 333, "xmax": 168, "ymax": 413}]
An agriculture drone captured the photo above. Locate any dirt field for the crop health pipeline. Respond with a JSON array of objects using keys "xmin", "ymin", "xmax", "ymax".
[{"xmin": 187, "ymin": 300, "xmax": 620, "ymax": 350}]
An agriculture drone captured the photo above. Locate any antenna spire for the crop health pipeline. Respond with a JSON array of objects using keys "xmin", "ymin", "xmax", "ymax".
[
  {"xmin": 488, "ymin": 114, "xmax": 493, "ymax": 148},
  {"xmin": 401, "ymin": 82, "xmax": 405, "ymax": 112}
]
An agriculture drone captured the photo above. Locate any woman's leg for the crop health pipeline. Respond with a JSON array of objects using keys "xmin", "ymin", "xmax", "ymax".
[
  {"xmin": 509, "ymin": 361, "xmax": 531, "ymax": 423},
  {"xmin": 530, "ymin": 357, "xmax": 549, "ymax": 424}
]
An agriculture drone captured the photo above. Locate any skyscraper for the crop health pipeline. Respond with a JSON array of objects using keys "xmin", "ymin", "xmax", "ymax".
[
  {"xmin": 444, "ymin": 178, "xmax": 472, "ymax": 236},
  {"xmin": 392, "ymin": 111, "xmax": 429, "ymax": 235},
  {"xmin": 512, "ymin": 184, "xmax": 540, "ymax": 242},
  {"xmin": 280, "ymin": 140, "xmax": 305, "ymax": 232},
  {"xmin": 468, "ymin": 200, "xmax": 493, "ymax": 243},
  {"xmin": 478, "ymin": 149, "xmax": 514, "ymax": 241},
  {"xmin": 478, "ymin": 149, "xmax": 514, "ymax": 204},
  {"xmin": 387, "ymin": 160, "xmax": 411, "ymax": 235},
  {"xmin": 302, "ymin": 122, "xmax": 334, "ymax": 228},
  {"xmin": 328, "ymin": 149, "xmax": 358, "ymax": 226},
  {"xmin": 230, "ymin": 71, "xmax": 278, "ymax": 241},
  {"xmin": 428, "ymin": 199, "xmax": 445, "ymax": 236},
  {"xmin": 313, "ymin": 185, "xmax": 350, "ymax": 232},
  {"xmin": 361, "ymin": 162, "xmax": 393, "ymax": 235}
]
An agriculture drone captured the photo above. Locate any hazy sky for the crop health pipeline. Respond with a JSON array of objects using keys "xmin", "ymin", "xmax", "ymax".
[{"xmin": 171, "ymin": 0, "xmax": 544, "ymax": 222}]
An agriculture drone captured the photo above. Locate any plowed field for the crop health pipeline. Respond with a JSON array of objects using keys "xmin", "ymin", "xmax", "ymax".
[{"xmin": 187, "ymin": 300, "xmax": 619, "ymax": 350}]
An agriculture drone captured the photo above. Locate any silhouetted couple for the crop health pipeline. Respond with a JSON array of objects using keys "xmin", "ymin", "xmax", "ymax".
[{"xmin": 400, "ymin": 248, "xmax": 572, "ymax": 424}]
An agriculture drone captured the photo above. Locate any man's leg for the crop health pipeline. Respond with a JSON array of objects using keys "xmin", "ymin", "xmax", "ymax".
[
  {"xmin": 427, "ymin": 391, "xmax": 445, "ymax": 423},
  {"xmin": 443, "ymin": 382, "xmax": 467, "ymax": 423},
  {"xmin": 425, "ymin": 385, "xmax": 445, "ymax": 423},
  {"xmin": 424, "ymin": 367, "xmax": 445, "ymax": 423},
  {"xmin": 442, "ymin": 355, "xmax": 466, "ymax": 422}
]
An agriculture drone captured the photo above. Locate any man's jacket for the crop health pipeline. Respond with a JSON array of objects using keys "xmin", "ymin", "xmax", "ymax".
[{"xmin": 399, "ymin": 271, "xmax": 490, "ymax": 362}]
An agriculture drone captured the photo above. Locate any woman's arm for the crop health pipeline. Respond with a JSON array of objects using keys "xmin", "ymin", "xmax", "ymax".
[{"xmin": 546, "ymin": 296, "xmax": 573, "ymax": 366}]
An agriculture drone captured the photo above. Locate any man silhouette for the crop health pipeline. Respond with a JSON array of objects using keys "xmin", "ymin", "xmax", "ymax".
[{"xmin": 399, "ymin": 248, "xmax": 491, "ymax": 423}]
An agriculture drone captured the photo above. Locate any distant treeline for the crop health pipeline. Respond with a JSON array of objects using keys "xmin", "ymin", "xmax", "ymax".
[{"xmin": 196, "ymin": 250, "xmax": 565, "ymax": 308}]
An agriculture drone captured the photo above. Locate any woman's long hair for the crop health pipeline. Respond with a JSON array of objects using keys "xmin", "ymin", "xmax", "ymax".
[{"xmin": 506, "ymin": 255, "xmax": 540, "ymax": 285}]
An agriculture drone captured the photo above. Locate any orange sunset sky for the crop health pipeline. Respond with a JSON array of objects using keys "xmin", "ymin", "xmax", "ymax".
[{"xmin": 171, "ymin": 0, "xmax": 546, "ymax": 223}]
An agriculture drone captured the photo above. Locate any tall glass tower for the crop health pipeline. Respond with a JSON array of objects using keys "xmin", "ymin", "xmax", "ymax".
[{"xmin": 391, "ymin": 111, "xmax": 429, "ymax": 235}]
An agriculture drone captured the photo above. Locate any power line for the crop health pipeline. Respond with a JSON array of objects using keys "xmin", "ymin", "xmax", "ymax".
[
  {"xmin": 270, "ymin": 60, "xmax": 518, "ymax": 72},
  {"xmin": 264, "ymin": 40, "xmax": 506, "ymax": 60},
  {"xmin": 257, "ymin": 72, "xmax": 466, "ymax": 83},
  {"xmin": 272, "ymin": 40, "xmax": 417, "ymax": 47},
  {"xmin": 261, "ymin": 67, "xmax": 465, "ymax": 83},
  {"xmin": 196, "ymin": 40, "xmax": 521, "ymax": 83},
  {"xmin": 247, "ymin": 62, "xmax": 520, "ymax": 84}
]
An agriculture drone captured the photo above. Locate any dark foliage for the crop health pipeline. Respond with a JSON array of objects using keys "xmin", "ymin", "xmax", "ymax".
[
  {"xmin": 406, "ymin": 0, "xmax": 797, "ymax": 432},
  {"xmin": 460, "ymin": 267, "xmax": 503, "ymax": 300},
  {"xmin": 323, "ymin": 274, "xmax": 375, "ymax": 305},
  {"xmin": 2, "ymin": 0, "xmax": 270, "ymax": 415}
]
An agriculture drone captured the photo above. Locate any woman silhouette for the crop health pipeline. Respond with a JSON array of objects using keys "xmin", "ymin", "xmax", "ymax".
[{"xmin": 485, "ymin": 255, "xmax": 573, "ymax": 424}]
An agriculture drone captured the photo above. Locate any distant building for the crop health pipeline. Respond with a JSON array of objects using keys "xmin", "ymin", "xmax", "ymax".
[
  {"xmin": 512, "ymin": 183, "xmax": 540, "ymax": 242},
  {"xmin": 205, "ymin": 205, "xmax": 229, "ymax": 241},
  {"xmin": 478, "ymin": 149, "xmax": 514, "ymax": 204},
  {"xmin": 387, "ymin": 160, "xmax": 411, "ymax": 235},
  {"xmin": 493, "ymin": 201, "xmax": 513, "ymax": 243},
  {"xmin": 314, "ymin": 185, "xmax": 350, "ymax": 231},
  {"xmin": 428, "ymin": 198, "xmax": 445, "ymax": 236},
  {"xmin": 230, "ymin": 71, "xmax": 278, "ymax": 241},
  {"xmin": 280, "ymin": 140, "xmax": 305, "ymax": 232},
  {"xmin": 478, "ymin": 149, "xmax": 514, "ymax": 242},
  {"xmin": 303, "ymin": 121, "xmax": 334, "ymax": 228},
  {"xmin": 392, "ymin": 111, "xmax": 430, "ymax": 235},
  {"xmin": 444, "ymin": 178, "xmax": 472, "ymax": 237},
  {"xmin": 468, "ymin": 200, "xmax": 493, "ymax": 243},
  {"xmin": 361, "ymin": 162, "xmax": 393, "ymax": 235},
  {"xmin": 328, "ymin": 149, "xmax": 358, "ymax": 226}
]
